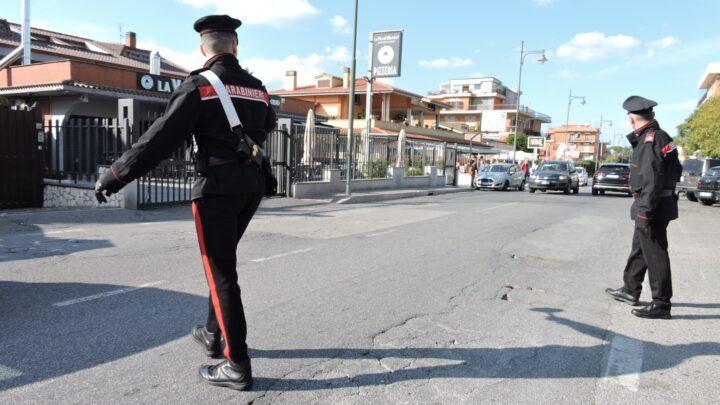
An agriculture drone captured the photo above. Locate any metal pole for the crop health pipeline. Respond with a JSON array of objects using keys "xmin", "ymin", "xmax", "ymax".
[
  {"xmin": 365, "ymin": 34, "xmax": 373, "ymax": 136},
  {"xmin": 512, "ymin": 41, "xmax": 524, "ymax": 164},
  {"xmin": 595, "ymin": 115, "xmax": 602, "ymax": 172},
  {"xmin": 345, "ymin": 0, "xmax": 359, "ymax": 195},
  {"xmin": 21, "ymin": 0, "xmax": 31, "ymax": 65},
  {"xmin": 565, "ymin": 89, "xmax": 572, "ymax": 130}
]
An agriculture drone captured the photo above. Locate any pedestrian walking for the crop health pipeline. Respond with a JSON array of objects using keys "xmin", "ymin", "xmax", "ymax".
[
  {"xmin": 606, "ymin": 96, "xmax": 682, "ymax": 319},
  {"xmin": 468, "ymin": 155, "xmax": 478, "ymax": 188},
  {"xmin": 94, "ymin": 14, "xmax": 277, "ymax": 390}
]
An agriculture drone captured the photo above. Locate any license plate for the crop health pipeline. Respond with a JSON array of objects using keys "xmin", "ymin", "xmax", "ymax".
[
  {"xmin": 540, "ymin": 180, "xmax": 549, "ymax": 185},
  {"xmin": 607, "ymin": 174, "xmax": 619, "ymax": 179},
  {"xmin": 698, "ymin": 192, "xmax": 714, "ymax": 198}
]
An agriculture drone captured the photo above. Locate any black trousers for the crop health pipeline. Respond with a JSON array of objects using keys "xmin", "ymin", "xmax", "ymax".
[
  {"xmin": 192, "ymin": 193, "xmax": 263, "ymax": 363},
  {"xmin": 622, "ymin": 220, "xmax": 673, "ymax": 306}
]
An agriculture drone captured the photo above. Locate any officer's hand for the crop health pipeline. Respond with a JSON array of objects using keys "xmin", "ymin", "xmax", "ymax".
[{"xmin": 94, "ymin": 180, "xmax": 112, "ymax": 204}]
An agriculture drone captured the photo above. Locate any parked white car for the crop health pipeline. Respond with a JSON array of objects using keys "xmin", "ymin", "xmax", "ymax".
[{"xmin": 576, "ymin": 167, "xmax": 589, "ymax": 186}]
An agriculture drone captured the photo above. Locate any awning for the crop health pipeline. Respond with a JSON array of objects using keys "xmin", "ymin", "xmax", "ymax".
[{"xmin": 0, "ymin": 81, "xmax": 171, "ymax": 103}]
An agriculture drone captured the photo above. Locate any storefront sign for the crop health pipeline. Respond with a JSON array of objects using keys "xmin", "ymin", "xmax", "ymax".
[
  {"xmin": 371, "ymin": 30, "xmax": 403, "ymax": 78},
  {"xmin": 137, "ymin": 73, "xmax": 182, "ymax": 93},
  {"xmin": 527, "ymin": 136, "xmax": 546, "ymax": 149}
]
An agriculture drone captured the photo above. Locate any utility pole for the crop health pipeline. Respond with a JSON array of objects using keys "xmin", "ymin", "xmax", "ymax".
[
  {"xmin": 512, "ymin": 41, "xmax": 547, "ymax": 163},
  {"xmin": 596, "ymin": 116, "xmax": 613, "ymax": 171},
  {"xmin": 345, "ymin": 0, "xmax": 359, "ymax": 195},
  {"xmin": 564, "ymin": 90, "xmax": 585, "ymax": 161}
]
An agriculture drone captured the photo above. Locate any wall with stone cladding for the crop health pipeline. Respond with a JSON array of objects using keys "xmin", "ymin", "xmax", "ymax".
[{"xmin": 43, "ymin": 183, "xmax": 125, "ymax": 208}]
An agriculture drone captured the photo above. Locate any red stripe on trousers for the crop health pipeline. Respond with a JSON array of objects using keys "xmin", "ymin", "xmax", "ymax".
[{"xmin": 192, "ymin": 202, "xmax": 232, "ymax": 360}]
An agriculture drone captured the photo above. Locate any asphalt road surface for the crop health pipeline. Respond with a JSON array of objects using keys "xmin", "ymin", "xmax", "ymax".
[{"xmin": 1, "ymin": 188, "xmax": 719, "ymax": 404}]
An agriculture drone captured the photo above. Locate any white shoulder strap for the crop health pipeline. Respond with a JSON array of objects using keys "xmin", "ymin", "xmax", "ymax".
[{"xmin": 200, "ymin": 70, "xmax": 242, "ymax": 129}]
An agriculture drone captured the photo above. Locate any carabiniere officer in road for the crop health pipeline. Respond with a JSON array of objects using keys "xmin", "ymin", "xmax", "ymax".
[
  {"xmin": 94, "ymin": 15, "xmax": 277, "ymax": 390},
  {"xmin": 606, "ymin": 96, "xmax": 682, "ymax": 319}
]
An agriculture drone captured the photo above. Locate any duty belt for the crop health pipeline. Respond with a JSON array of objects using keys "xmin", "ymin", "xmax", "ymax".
[
  {"xmin": 208, "ymin": 156, "xmax": 252, "ymax": 166},
  {"xmin": 632, "ymin": 189, "xmax": 675, "ymax": 199}
]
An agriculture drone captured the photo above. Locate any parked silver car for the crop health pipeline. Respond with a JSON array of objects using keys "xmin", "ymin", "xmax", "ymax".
[
  {"xmin": 474, "ymin": 163, "xmax": 526, "ymax": 191},
  {"xmin": 576, "ymin": 167, "xmax": 589, "ymax": 186}
]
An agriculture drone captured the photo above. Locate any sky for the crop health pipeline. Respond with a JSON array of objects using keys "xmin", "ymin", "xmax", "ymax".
[{"xmin": 5, "ymin": 0, "xmax": 720, "ymax": 142}]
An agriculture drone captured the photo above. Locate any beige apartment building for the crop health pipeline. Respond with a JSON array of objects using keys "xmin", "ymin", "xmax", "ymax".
[
  {"xmin": 698, "ymin": 62, "xmax": 720, "ymax": 105},
  {"xmin": 425, "ymin": 77, "xmax": 552, "ymax": 141},
  {"xmin": 543, "ymin": 124, "xmax": 605, "ymax": 161}
]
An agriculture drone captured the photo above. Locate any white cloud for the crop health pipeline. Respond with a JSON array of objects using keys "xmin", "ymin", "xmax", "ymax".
[
  {"xmin": 138, "ymin": 40, "xmax": 206, "ymax": 71},
  {"xmin": 418, "ymin": 57, "xmax": 473, "ymax": 69},
  {"xmin": 244, "ymin": 46, "xmax": 352, "ymax": 89},
  {"xmin": 532, "ymin": 0, "xmax": 556, "ymax": 6},
  {"xmin": 649, "ymin": 35, "xmax": 680, "ymax": 48},
  {"xmin": 179, "ymin": 0, "xmax": 320, "ymax": 27},
  {"xmin": 556, "ymin": 32, "xmax": 640, "ymax": 62},
  {"xmin": 330, "ymin": 15, "xmax": 352, "ymax": 34}
]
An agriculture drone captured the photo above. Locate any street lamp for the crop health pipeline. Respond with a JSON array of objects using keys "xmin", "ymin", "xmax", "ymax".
[
  {"xmin": 512, "ymin": 41, "xmax": 547, "ymax": 163},
  {"xmin": 344, "ymin": 0, "xmax": 359, "ymax": 195},
  {"xmin": 596, "ymin": 116, "xmax": 613, "ymax": 171},
  {"xmin": 565, "ymin": 89, "xmax": 586, "ymax": 130}
]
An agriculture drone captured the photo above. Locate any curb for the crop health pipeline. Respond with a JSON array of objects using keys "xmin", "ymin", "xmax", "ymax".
[{"xmin": 334, "ymin": 187, "xmax": 474, "ymax": 204}]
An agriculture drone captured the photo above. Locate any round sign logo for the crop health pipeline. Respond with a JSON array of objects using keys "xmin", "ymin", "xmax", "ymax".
[
  {"xmin": 377, "ymin": 45, "xmax": 394, "ymax": 65},
  {"xmin": 140, "ymin": 75, "xmax": 154, "ymax": 90}
]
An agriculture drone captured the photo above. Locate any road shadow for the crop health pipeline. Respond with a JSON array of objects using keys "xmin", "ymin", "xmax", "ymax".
[
  {"xmin": 0, "ymin": 281, "xmax": 205, "ymax": 391},
  {"xmin": 0, "ymin": 224, "xmax": 113, "ymax": 263},
  {"xmin": 245, "ymin": 307, "xmax": 720, "ymax": 392}
]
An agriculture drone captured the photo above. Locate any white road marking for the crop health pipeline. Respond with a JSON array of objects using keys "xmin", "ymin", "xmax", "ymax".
[
  {"xmin": 52, "ymin": 281, "xmax": 165, "ymax": 307},
  {"xmin": 250, "ymin": 248, "xmax": 313, "ymax": 263},
  {"xmin": 365, "ymin": 229, "xmax": 396, "ymax": 237},
  {"xmin": 475, "ymin": 202, "xmax": 518, "ymax": 214},
  {"xmin": 601, "ymin": 334, "xmax": 644, "ymax": 392}
]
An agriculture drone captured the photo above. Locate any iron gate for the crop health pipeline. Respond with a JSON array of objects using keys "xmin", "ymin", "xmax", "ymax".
[
  {"xmin": 445, "ymin": 145, "xmax": 457, "ymax": 186},
  {"xmin": 0, "ymin": 107, "xmax": 43, "ymax": 209}
]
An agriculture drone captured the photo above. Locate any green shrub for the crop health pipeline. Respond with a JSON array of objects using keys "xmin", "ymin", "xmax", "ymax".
[
  {"xmin": 405, "ymin": 166, "xmax": 425, "ymax": 176},
  {"xmin": 367, "ymin": 160, "xmax": 389, "ymax": 178}
]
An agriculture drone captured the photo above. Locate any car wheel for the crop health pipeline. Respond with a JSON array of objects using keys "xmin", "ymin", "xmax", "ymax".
[
  {"xmin": 529, "ymin": 187, "xmax": 536, "ymax": 193},
  {"xmin": 687, "ymin": 191, "xmax": 698, "ymax": 202},
  {"xmin": 540, "ymin": 189, "xmax": 546, "ymax": 192},
  {"xmin": 502, "ymin": 181, "xmax": 509, "ymax": 191},
  {"xmin": 563, "ymin": 184, "xmax": 571, "ymax": 194},
  {"xmin": 700, "ymin": 199, "xmax": 715, "ymax": 206},
  {"xmin": 627, "ymin": 192, "xmax": 633, "ymax": 197},
  {"xmin": 592, "ymin": 188, "xmax": 598, "ymax": 196}
]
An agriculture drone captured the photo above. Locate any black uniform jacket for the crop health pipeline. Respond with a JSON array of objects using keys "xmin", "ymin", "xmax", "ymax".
[
  {"xmin": 627, "ymin": 120, "xmax": 682, "ymax": 226},
  {"xmin": 99, "ymin": 53, "xmax": 276, "ymax": 199}
]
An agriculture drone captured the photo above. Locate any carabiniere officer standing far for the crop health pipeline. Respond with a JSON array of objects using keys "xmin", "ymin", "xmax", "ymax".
[
  {"xmin": 606, "ymin": 96, "xmax": 682, "ymax": 320},
  {"xmin": 95, "ymin": 15, "xmax": 278, "ymax": 390}
]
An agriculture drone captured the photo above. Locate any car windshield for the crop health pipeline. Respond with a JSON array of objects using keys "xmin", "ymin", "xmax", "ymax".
[
  {"xmin": 706, "ymin": 169, "xmax": 720, "ymax": 177},
  {"xmin": 577, "ymin": 168, "xmax": 586, "ymax": 173},
  {"xmin": 682, "ymin": 160, "xmax": 703, "ymax": 175},
  {"xmin": 482, "ymin": 164, "xmax": 509, "ymax": 173},
  {"xmin": 538, "ymin": 163, "xmax": 567, "ymax": 172},
  {"xmin": 599, "ymin": 165, "xmax": 629, "ymax": 174}
]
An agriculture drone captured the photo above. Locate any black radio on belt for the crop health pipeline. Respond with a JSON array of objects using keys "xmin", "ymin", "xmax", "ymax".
[{"xmin": 232, "ymin": 127, "xmax": 263, "ymax": 167}]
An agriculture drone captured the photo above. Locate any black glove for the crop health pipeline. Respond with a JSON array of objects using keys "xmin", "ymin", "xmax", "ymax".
[{"xmin": 94, "ymin": 180, "xmax": 114, "ymax": 204}]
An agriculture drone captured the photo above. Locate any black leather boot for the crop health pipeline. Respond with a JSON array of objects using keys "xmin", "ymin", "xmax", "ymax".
[
  {"xmin": 605, "ymin": 287, "xmax": 640, "ymax": 306},
  {"xmin": 632, "ymin": 302, "xmax": 671, "ymax": 319},
  {"xmin": 191, "ymin": 326, "xmax": 222, "ymax": 358},
  {"xmin": 199, "ymin": 359, "xmax": 253, "ymax": 391}
]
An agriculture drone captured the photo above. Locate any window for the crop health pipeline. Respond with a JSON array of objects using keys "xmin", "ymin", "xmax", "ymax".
[{"xmin": 462, "ymin": 85, "xmax": 470, "ymax": 92}]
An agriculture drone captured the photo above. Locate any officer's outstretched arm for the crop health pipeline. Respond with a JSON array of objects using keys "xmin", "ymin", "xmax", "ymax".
[{"xmin": 96, "ymin": 80, "xmax": 200, "ymax": 199}]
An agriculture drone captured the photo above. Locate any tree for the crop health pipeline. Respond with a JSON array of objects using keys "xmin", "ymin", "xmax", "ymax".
[
  {"xmin": 603, "ymin": 146, "xmax": 631, "ymax": 163},
  {"xmin": 506, "ymin": 132, "xmax": 531, "ymax": 153},
  {"xmin": 676, "ymin": 96, "xmax": 720, "ymax": 158}
]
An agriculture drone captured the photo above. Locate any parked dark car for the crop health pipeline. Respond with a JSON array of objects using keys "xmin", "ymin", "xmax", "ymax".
[
  {"xmin": 528, "ymin": 160, "xmax": 579, "ymax": 194},
  {"xmin": 592, "ymin": 163, "xmax": 631, "ymax": 196},
  {"xmin": 676, "ymin": 158, "xmax": 720, "ymax": 202},
  {"xmin": 695, "ymin": 166, "xmax": 720, "ymax": 206}
]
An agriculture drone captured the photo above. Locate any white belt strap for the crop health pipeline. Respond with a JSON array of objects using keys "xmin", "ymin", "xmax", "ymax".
[
  {"xmin": 199, "ymin": 70, "xmax": 265, "ymax": 157},
  {"xmin": 200, "ymin": 70, "xmax": 242, "ymax": 129}
]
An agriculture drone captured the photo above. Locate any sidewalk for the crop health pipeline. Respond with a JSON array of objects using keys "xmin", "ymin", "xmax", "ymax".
[{"xmin": 333, "ymin": 185, "xmax": 474, "ymax": 204}]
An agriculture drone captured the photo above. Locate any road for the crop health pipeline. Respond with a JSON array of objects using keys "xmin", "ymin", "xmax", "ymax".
[{"xmin": 1, "ymin": 188, "xmax": 719, "ymax": 404}]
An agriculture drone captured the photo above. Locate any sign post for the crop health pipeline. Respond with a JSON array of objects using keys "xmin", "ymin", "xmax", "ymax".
[{"xmin": 363, "ymin": 29, "xmax": 403, "ymax": 174}]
